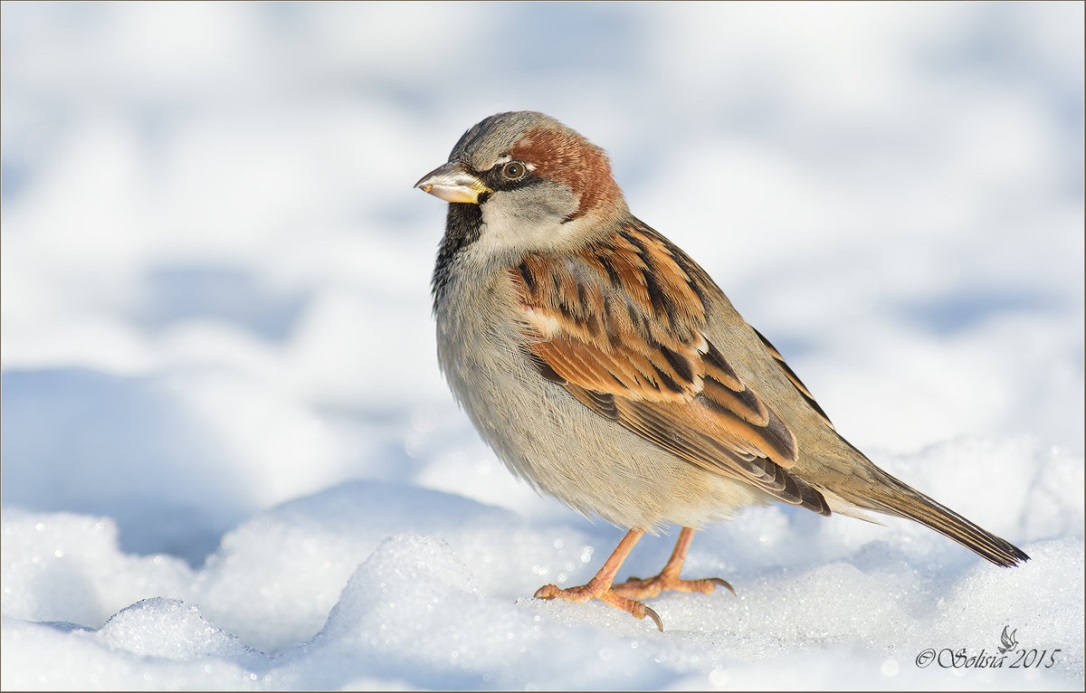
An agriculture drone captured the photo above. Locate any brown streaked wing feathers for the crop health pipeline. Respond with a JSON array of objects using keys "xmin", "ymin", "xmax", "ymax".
[
  {"xmin": 752, "ymin": 328, "xmax": 834, "ymax": 428},
  {"xmin": 512, "ymin": 221, "xmax": 830, "ymax": 516}
]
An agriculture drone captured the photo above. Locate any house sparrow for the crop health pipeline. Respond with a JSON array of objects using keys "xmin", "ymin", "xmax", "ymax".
[{"xmin": 415, "ymin": 111, "xmax": 1029, "ymax": 630}]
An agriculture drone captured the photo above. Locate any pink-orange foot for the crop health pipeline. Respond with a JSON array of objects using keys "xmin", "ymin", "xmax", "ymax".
[
  {"xmin": 612, "ymin": 526, "xmax": 735, "ymax": 600},
  {"xmin": 534, "ymin": 582, "xmax": 663, "ymax": 630},
  {"xmin": 611, "ymin": 572, "xmax": 734, "ymax": 600},
  {"xmin": 532, "ymin": 526, "xmax": 734, "ymax": 631}
]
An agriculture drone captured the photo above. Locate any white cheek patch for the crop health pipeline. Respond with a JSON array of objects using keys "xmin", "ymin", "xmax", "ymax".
[
  {"xmin": 474, "ymin": 187, "xmax": 586, "ymax": 261},
  {"xmin": 476, "ymin": 207, "xmax": 584, "ymax": 261}
]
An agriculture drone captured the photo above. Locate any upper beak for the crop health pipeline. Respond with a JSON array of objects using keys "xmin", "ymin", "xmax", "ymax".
[{"xmin": 414, "ymin": 161, "xmax": 491, "ymax": 204}]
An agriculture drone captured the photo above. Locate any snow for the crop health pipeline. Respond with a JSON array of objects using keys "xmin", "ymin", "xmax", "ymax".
[{"xmin": 1, "ymin": 2, "xmax": 1082, "ymax": 690}]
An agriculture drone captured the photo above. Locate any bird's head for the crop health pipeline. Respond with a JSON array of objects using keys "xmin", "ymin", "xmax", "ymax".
[{"xmin": 415, "ymin": 111, "xmax": 629, "ymax": 261}]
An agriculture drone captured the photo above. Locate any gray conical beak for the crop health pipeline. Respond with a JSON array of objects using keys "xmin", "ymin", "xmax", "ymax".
[{"xmin": 414, "ymin": 161, "xmax": 492, "ymax": 204}]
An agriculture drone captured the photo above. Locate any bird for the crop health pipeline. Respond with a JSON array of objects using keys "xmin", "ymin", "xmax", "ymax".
[{"xmin": 414, "ymin": 111, "xmax": 1029, "ymax": 630}]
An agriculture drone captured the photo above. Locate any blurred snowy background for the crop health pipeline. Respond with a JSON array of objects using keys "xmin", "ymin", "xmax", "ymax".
[{"xmin": 2, "ymin": 2, "xmax": 1082, "ymax": 690}]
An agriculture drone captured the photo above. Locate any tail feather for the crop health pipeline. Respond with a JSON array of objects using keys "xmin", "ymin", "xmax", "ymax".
[{"xmin": 863, "ymin": 471, "xmax": 1030, "ymax": 567}]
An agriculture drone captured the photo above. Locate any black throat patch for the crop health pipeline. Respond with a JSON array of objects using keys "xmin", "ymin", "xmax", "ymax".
[{"xmin": 431, "ymin": 202, "xmax": 484, "ymax": 311}]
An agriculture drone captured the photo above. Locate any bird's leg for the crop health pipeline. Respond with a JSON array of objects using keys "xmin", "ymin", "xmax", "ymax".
[
  {"xmin": 611, "ymin": 527, "xmax": 735, "ymax": 600},
  {"xmin": 534, "ymin": 528, "xmax": 663, "ymax": 630}
]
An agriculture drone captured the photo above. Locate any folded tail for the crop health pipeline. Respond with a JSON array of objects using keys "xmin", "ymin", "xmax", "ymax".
[{"xmin": 857, "ymin": 468, "xmax": 1030, "ymax": 567}]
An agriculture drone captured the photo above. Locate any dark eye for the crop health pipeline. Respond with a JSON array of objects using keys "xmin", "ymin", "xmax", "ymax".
[{"xmin": 500, "ymin": 161, "xmax": 527, "ymax": 180}]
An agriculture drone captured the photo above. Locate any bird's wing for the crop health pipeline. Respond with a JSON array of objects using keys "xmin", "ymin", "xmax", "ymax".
[
  {"xmin": 510, "ymin": 221, "xmax": 829, "ymax": 515},
  {"xmin": 751, "ymin": 328, "xmax": 834, "ymax": 428}
]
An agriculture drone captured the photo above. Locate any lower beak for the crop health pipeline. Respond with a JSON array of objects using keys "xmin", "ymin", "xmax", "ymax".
[{"xmin": 414, "ymin": 161, "xmax": 491, "ymax": 204}]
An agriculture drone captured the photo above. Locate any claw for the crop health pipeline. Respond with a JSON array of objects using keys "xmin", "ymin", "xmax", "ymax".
[
  {"xmin": 643, "ymin": 605, "xmax": 663, "ymax": 631},
  {"xmin": 534, "ymin": 584, "xmax": 559, "ymax": 600},
  {"xmin": 709, "ymin": 577, "xmax": 737, "ymax": 597}
]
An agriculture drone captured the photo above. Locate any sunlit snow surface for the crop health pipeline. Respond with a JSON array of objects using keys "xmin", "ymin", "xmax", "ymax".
[{"xmin": 2, "ymin": 2, "xmax": 1083, "ymax": 690}]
